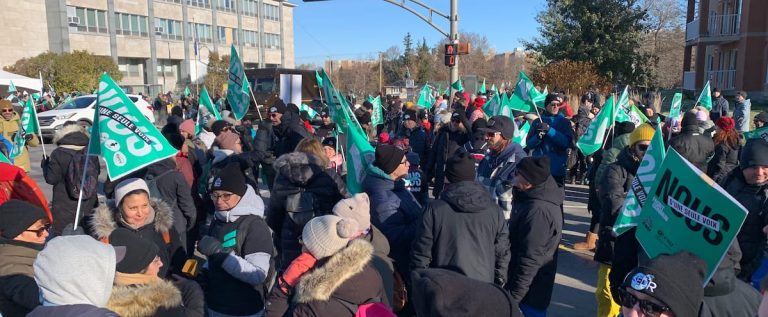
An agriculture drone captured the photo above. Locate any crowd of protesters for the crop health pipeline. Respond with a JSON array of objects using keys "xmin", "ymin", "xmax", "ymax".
[{"xmin": 0, "ymin": 84, "xmax": 768, "ymax": 317}]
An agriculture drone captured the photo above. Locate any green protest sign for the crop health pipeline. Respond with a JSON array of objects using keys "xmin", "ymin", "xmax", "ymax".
[
  {"xmin": 615, "ymin": 86, "xmax": 632, "ymax": 123},
  {"xmin": 635, "ymin": 149, "xmax": 747, "ymax": 284},
  {"xmin": 614, "ymin": 124, "xmax": 665, "ymax": 235},
  {"xmin": 226, "ymin": 45, "xmax": 251, "ymax": 120},
  {"xmin": 89, "ymin": 73, "xmax": 178, "ymax": 180},
  {"xmin": 368, "ymin": 95, "xmax": 384, "ymax": 127},
  {"xmin": 668, "ymin": 93, "xmax": 683, "ymax": 119}
]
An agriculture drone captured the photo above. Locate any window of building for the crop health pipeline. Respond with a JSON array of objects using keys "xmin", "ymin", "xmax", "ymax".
[
  {"xmin": 187, "ymin": 0, "xmax": 210, "ymax": 8},
  {"xmin": 156, "ymin": 60, "xmax": 177, "ymax": 77},
  {"xmin": 115, "ymin": 12, "xmax": 148, "ymax": 37},
  {"xmin": 217, "ymin": 0, "xmax": 236, "ymax": 13},
  {"xmin": 118, "ymin": 58, "xmax": 143, "ymax": 77},
  {"xmin": 263, "ymin": 3, "xmax": 279, "ymax": 21},
  {"xmin": 243, "ymin": 0, "xmax": 258, "ymax": 17},
  {"xmin": 264, "ymin": 33, "xmax": 280, "ymax": 49},
  {"xmin": 156, "ymin": 18, "xmax": 184, "ymax": 41},
  {"xmin": 71, "ymin": 6, "xmax": 109, "ymax": 34},
  {"xmin": 242, "ymin": 30, "xmax": 258, "ymax": 47},
  {"xmin": 157, "ymin": 0, "xmax": 182, "ymax": 3},
  {"xmin": 218, "ymin": 26, "xmax": 227, "ymax": 44},
  {"xmin": 188, "ymin": 22, "xmax": 213, "ymax": 43}
]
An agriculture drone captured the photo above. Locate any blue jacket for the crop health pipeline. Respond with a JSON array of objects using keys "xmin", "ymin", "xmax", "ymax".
[
  {"xmin": 362, "ymin": 165, "xmax": 422, "ymax": 273},
  {"xmin": 526, "ymin": 114, "xmax": 574, "ymax": 178}
]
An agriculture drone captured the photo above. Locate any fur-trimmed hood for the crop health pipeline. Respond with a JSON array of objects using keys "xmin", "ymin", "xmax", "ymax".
[
  {"xmin": 90, "ymin": 198, "xmax": 174, "ymax": 239},
  {"xmin": 294, "ymin": 239, "xmax": 374, "ymax": 303},
  {"xmin": 53, "ymin": 124, "xmax": 89, "ymax": 146},
  {"xmin": 273, "ymin": 151, "xmax": 326, "ymax": 186},
  {"xmin": 106, "ymin": 279, "xmax": 182, "ymax": 317}
]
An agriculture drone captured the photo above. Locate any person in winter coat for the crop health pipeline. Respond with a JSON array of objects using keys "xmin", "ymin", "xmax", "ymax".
[
  {"xmin": 197, "ymin": 162, "xmax": 275, "ymax": 317},
  {"xmin": 468, "ymin": 97, "xmax": 486, "ymax": 123},
  {"xmin": 412, "ymin": 268, "xmax": 523, "ymax": 317},
  {"xmin": 526, "ymin": 94, "xmax": 575, "ymax": 186},
  {"xmin": 0, "ymin": 200, "xmax": 49, "ymax": 317},
  {"xmin": 699, "ymin": 241, "xmax": 761, "ymax": 317},
  {"xmin": 321, "ymin": 137, "xmax": 345, "ymax": 177},
  {"xmin": 257, "ymin": 100, "xmax": 313, "ymax": 160},
  {"xmin": 315, "ymin": 108, "xmax": 337, "ymax": 139},
  {"xmin": 707, "ymin": 117, "xmax": 741, "ymax": 183},
  {"xmin": 428, "ymin": 111, "xmax": 470, "ymax": 198},
  {"xmin": 594, "ymin": 122, "xmax": 635, "ymax": 192},
  {"xmin": 27, "ymin": 235, "xmax": 121, "ymax": 317},
  {"xmin": 411, "ymin": 152, "xmax": 510, "ymax": 285},
  {"xmin": 721, "ymin": 139, "xmax": 768, "ymax": 282},
  {"xmin": 105, "ymin": 228, "xmax": 204, "ymax": 317},
  {"xmin": 267, "ymin": 144, "xmax": 347, "ymax": 272},
  {"xmin": 593, "ymin": 124, "xmax": 654, "ymax": 317},
  {"xmin": 477, "ymin": 115, "xmax": 528, "ymax": 219},
  {"xmin": 669, "ymin": 111, "xmax": 715, "ymax": 173},
  {"xmin": 711, "ymin": 88, "xmax": 730, "ymax": 122},
  {"xmin": 141, "ymin": 157, "xmax": 197, "ymax": 251},
  {"xmin": 0, "ymin": 100, "xmax": 39, "ymax": 172},
  {"xmin": 734, "ymin": 90, "xmax": 752, "ymax": 132},
  {"xmin": 755, "ymin": 111, "xmax": 768, "ymax": 130},
  {"xmin": 363, "ymin": 144, "xmax": 422, "ymax": 278},
  {"xmin": 41, "ymin": 122, "xmax": 99, "ymax": 234},
  {"xmin": 289, "ymin": 215, "xmax": 388, "ymax": 317},
  {"xmin": 91, "ymin": 178, "xmax": 187, "ymax": 278},
  {"xmin": 164, "ymin": 132, "xmax": 195, "ymax": 187},
  {"xmin": 398, "ymin": 108, "xmax": 429, "ymax": 168},
  {"xmin": 505, "ymin": 156, "xmax": 563, "ymax": 316},
  {"xmin": 696, "ymin": 107, "xmax": 717, "ymax": 138}
]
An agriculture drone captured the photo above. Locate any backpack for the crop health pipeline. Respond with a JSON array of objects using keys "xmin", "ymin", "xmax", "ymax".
[
  {"xmin": 233, "ymin": 215, "xmax": 279, "ymax": 296},
  {"xmin": 285, "ymin": 189, "xmax": 318, "ymax": 230},
  {"xmin": 333, "ymin": 296, "xmax": 397, "ymax": 317},
  {"xmin": 144, "ymin": 170, "xmax": 175, "ymax": 199},
  {"xmin": 65, "ymin": 148, "xmax": 100, "ymax": 200}
]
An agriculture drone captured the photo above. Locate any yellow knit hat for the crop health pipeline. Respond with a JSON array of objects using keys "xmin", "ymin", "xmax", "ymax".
[{"xmin": 629, "ymin": 123, "xmax": 655, "ymax": 146}]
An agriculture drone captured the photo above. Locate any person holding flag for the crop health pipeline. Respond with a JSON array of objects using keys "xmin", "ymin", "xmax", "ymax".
[
  {"xmin": 0, "ymin": 100, "xmax": 39, "ymax": 172},
  {"xmin": 526, "ymin": 94, "xmax": 574, "ymax": 187}
]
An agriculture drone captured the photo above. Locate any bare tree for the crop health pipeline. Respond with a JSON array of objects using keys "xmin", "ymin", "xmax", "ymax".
[{"xmin": 641, "ymin": 0, "xmax": 685, "ymax": 88}]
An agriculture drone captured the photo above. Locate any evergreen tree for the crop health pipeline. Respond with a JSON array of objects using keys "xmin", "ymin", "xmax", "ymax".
[
  {"xmin": 416, "ymin": 38, "xmax": 433, "ymax": 84},
  {"xmin": 401, "ymin": 33, "xmax": 414, "ymax": 76}
]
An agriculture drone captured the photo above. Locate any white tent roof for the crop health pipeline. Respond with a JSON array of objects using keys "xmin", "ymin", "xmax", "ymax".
[{"xmin": 0, "ymin": 70, "xmax": 42, "ymax": 93}]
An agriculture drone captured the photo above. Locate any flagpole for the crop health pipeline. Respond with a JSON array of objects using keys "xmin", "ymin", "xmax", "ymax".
[
  {"xmin": 72, "ymin": 132, "xmax": 94, "ymax": 231},
  {"xmin": 247, "ymin": 85, "xmax": 263, "ymax": 121}
]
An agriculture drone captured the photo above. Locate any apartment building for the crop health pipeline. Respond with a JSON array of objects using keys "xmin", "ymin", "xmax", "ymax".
[
  {"xmin": 2, "ymin": 0, "xmax": 295, "ymax": 95},
  {"xmin": 683, "ymin": 0, "xmax": 768, "ymax": 99}
]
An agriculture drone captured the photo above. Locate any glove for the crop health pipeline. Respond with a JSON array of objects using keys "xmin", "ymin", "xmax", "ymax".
[
  {"xmin": 537, "ymin": 122, "xmax": 551, "ymax": 133},
  {"xmin": 197, "ymin": 236, "xmax": 225, "ymax": 257}
]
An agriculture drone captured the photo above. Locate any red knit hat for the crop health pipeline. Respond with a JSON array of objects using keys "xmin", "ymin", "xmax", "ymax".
[{"xmin": 715, "ymin": 117, "xmax": 735, "ymax": 131}]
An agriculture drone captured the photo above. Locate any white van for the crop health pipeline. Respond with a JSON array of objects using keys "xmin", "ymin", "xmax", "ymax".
[{"xmin": 38, "ymin": 94, "xmax": 155, "ymax": 140}]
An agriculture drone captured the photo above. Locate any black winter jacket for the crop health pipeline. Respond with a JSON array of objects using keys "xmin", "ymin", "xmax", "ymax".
[
  {"xmin": 267, "ymin": 152, "xmax": 348, "ymax": 271},
  {"xmin": 594, "ymin": 148, "xmax": 640, "ymax": 265},
  {"xmin": 699, "ymin": 241, "xmax": 761, "ymax": 317},
  {"xmin": 505, "ymin": 176, "xmax": 563, "ymax": 310},
  {"xmin": 144, "ymin": 159, "xmax": 197, "ymax": 237},
  {"xmin": 707, "ymin": 142, "xmax": 740, "ymax": 184},
  {"xmin": 0, "ymin": 240, "xmax": 42, "ymax": 317},
  {"xmin": 411, "ymin": 180, "xmax": 510, "ymax": 284},
  {"xmin": 721, "ymin": 169, "xmax": 768, "ymax": 281},
  {"xmin": 427, "ymin": 125, "xmax": 469, "ymax": 198},
  {"xmin": 669, "ymin": 124, "xmax": 715, "ymax": 174},
  {"xmin": 257, "ymin": 112, "xmax": 313, "ymax": 159}
]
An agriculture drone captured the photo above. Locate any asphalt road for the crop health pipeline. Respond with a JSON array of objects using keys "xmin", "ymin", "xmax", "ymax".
[{"xmin": 25, "ymin": 144, "xmax": 599, "ymax": 316}]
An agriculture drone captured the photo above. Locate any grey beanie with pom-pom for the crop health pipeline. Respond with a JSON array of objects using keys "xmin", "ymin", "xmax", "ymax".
[{"xmin": 301, "ymin": 215, "xmax": 359, "ymax": 259}]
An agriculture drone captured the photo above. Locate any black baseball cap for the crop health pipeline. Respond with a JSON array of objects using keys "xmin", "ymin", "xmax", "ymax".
[{"xmin": 479, "ymin": 115, "xmax": 515, "ymax": 139}]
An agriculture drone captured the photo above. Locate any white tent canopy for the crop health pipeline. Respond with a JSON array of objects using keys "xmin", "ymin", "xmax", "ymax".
[{"xmin": 0, "ymin": 70, "xmax": 42, "ymax": 94}]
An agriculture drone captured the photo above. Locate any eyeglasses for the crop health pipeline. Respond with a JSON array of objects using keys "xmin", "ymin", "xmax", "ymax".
[
  {"xmin": 616, "ymin": 288, "xmax": 671, "ymax": 317},
  {"xmin": 1, "ymin": 109, "xmax": 14, "ymax": 113},
  {"xmin": 636, "ymin": 144, "xmax": 649, "ymax": 152},
  {"xmin": 25, "ymin": 223, "xmax": 51, "ymax": 237},
  {"xmin": 210, "ymin": 193, "xmax": 235, "ymax": 202}
]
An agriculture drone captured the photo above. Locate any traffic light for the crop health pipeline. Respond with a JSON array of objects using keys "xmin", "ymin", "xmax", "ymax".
[
  {"xmin": 444, "ymin": 54, "xmax": 456, "ymax": 67},
  {"xmin": 444, "ymin": 44, "xmax": 457, "ymax": 67},
  {"xmin": 444, "ymin": 44, "xmax": 457, "ymax": 56}
]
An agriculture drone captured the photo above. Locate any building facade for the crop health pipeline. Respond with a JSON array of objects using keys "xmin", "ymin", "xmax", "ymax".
[
  {"xmin": 683, "ymin": 0, "xmax": 768, "ymax": 99},
  {"xmin": 2, "ymin": 0, "xmax": 295, "ymax": 95}
]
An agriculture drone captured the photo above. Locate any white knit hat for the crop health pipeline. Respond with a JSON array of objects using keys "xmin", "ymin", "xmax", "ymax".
[
  {"xmin": 302, "ymin": 215, "xmax": 358, "ymax": 259},
  {"xmin": 332, "ymin": 193, "xmax": 371, "ymax": 230},
  {"xmin": 114, "ymin": 178, "xmax": 150, "ymax": 206}
]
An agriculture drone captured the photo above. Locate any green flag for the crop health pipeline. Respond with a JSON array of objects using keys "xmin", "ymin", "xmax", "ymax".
[
  {"xmin": 696, "ymin": 80, "xmax": 712, "ymax": 110},
  {"xmin": 226, "ymin": 45, "xmax": 251, "ymax": 120},
  {"xmin": 315, "ymin": 70, "xmax": 323, "ymax": 88},
  {"xmin": 184, "ymin": 86, "xmax": 191, "ymax": 97},
  {"xmin": 613, "ymin": 123, "xmax": 665, "ymax": 235},
  {"xmin": 368, "ymin": 95, "xmax": 384, "ymax": 127},
  {"xmin": 628, "ymin": 105, "xmax": 649, "ymax": 127},
  {"xmin": 635, "ymin": 148, "xmax": 747, "ymax": 284},
  {"xmin": 512, "ymin": 121, "xmax": 531, "ymax": 148},
  {"xmin": 451, "ymin": 79, "xmax": 463, "ymax": 92},
  {"xmin": 576, "ymin": 95, "xmax": 616, "ymax": 155},
  {"xmin": 88, "ymin": 73, "xmax": 178, "ymax": 180},
  {"xmin": 416, "ymin": 84, "xmax": 435, "ymax": 108},
  {"xmin": 196, "ymin": 86, "xmax": 223, "ymax": 135},
  {"xmin": 0, "ymin": 152, "xmax": 10, "ymax": 164},
  {"xmin": 7, "ymin": 81, "xmax": 16, "ymax": 93},
  {"xmin": 317, "ymin": 69, "xmax": 374, "ymax": 194},
  {"xmin": 32, "ymin": 93, "xmax": 40, "ymax": 101},
  {"xmin": 615, "ymin": 86, "xmax": 632, "ymax": 123},
  {"xmin": 479, "ymin": 79, "xmax": 487, "ymax": 94},
  {"xmin": 669, "ymin": 92, "xmax": 683, "ymax": 119},
  {"xmin": 484, "ymin": 89, "xmax": 503, "ymax": 117},
  {"xmin": 743, "ymin": 127, "xmax": 768, "ymax": 142},
  {"xmin": 10, "ymin": 98, "xmax": 39, "ymax": 159},
  {"xmin": 299, "ymin": 103, "xmax": 319, "ymax": 118},
  {"xmin": 507, "ymin": 71, "xmax": 540, "ymax": 113}
]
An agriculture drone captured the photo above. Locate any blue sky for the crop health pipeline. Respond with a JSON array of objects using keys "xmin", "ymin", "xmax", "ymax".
[{"xmin": 292, "ymin": 0, "xmax": 544, "ymax": 66}]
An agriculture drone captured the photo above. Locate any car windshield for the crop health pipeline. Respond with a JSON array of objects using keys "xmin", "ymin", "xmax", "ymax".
[
  {"xmin": 254, "ymin": 78, "xmax": 275, "ymax": 93},
  {"xmin": 56, "ymin": 97, "xmax": 96, "ymax": 109}
]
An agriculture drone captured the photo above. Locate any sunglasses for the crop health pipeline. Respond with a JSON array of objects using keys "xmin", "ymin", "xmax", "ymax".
[
  {"xmin": 616, "ymin": 288, "xmax": 671, "ymax": 317},
  {"xmin": 25, "ymin": 223, "xmax": 51, "ymax": 237},
  {"xmin": 636, "ymin": 144, "xmax": 649, "ymax": 152},
  {"xmin": 270, "ymin": 113, "xmax": 280, "ymax": 118},
  {"xmin": 486, "ymin": 132, "xmax": 500, "ymax": 138},
  {"xmin": 1, "ymin": 109, "xmax": 14, "ymax": 113}
]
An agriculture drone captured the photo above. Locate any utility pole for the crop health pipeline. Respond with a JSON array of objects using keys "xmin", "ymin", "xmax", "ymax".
[
  {"xmin": 449, "ymin": 0, "xmax": 458, "ymax": 97},
  {"xmin": 379, "ymin": 52, "xmax": 383, "ymax": 93}
]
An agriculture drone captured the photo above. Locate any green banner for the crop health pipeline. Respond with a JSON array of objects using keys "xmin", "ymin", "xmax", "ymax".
[
  {"xmin": 226, "ymin": 45, "xmax": 251, "ymax": 120},
  {"xmin": 635, "ymin": 149, "xmax": 747, "ymax": 284},
  {"xmin": 696, "ymin": 80, "xmax": 712, "ymax": 111},
  {"xmin": 368, "ymin": 95, "xmax": 384, "ymax": 127},
  {"xmin": 299, "ymin": 103, "xmax": 319, "ymax": 118},
  {"xmin": 507, "ymin": 71, "xmax": 542, "ymax": 113},
  {"xmin": 416, "ymin": 84, "xmax": 435, "ymax": 108},
  {"xmin": 743, "ymin": 127, "xmax": 768, "ymax": 142},
  {"xmin": 615, "ymin": 86, "xmax": 632, "ymax": 123},
  {"xmin": 318, "ymin": 69, "xmax": 374, "ymax": 194},
  {"xmin": 614, "ymin": 123, "xmax": 665, "ymax": 235},
  {"xmin": 628, "ymin": 105, "xmax": 649, "ymax": 127},
  {"xmin": 10, "ymin": 98, "xmax": 38, "ymax": 159},
  {"xmin": 196, "ymin": 86, "xmax": 222, "ymax": 135},
  {"xmin": 576, "ymin": 95, "xmax": 616, "ymax": 155},
  {"xmin": 479, "ymin": 79, "xmax": 486, "ymax": 94},
  {"xmin": 512, "ymin": 121, "xmax": 531, "ymax": 148},
  {"xmin": 89, "ymin": 73, "xmax": 178, "ymax": 180},
  {"xmin": 451, "ymin": 79, "xmax": 463, "ymax": 92},
  {"xmin": 0, "ymin": 152, "xmax": 10, "ymax": 164},
  {"xmin": 669, "ymin": 92, "xmax": 683, "ymax": 119},
  {"xmin": 7, "ymin": 80, "xmax": 16, "ymax": 93}
]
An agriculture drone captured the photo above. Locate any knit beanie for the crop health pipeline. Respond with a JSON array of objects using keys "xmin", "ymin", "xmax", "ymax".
[
  {"xmin": 516, "ymin": 156, "xmax": 550, "ymax": 186},
  {"xmin": 211, "ymin": 120, "xmax": 230, "ymax": 136},
  {"xmin": 445, "ymin": 151, "xmax": 476, "ymax": 183},
  {"xmin": 695, "ymin": 109, "xmax": 709, "ymax": 122},
  {"xmin": 681, "ymin": 111, "xmax": 699, "ymax": 128},
  {"xmin": 114, "ymin": 178, "xmax": 150, "ymax": 206},
  {"xmin": 406, "ymin": 152, "xmax": 420, "ymax": 166},
  {"xmin": 740, "ymin": 139, "xmax": 768, "ymax": 169},
  {"xmin": 630, "ymin": 123, "xmax": 655, "ymax": 146},
  {"xmin": 322, "ymin": 137, "xmax": 337, "ymax": 149},
  {"xmin": 0, "ymin": 100, "xmax": 12, "ymax": 110},
  {"xmin": 179, "ymin": 119, "xmax": 196, "ymax": 136},
  {"xmin": 332, "ymin": 193, "xmax": 371, "ymax": 230},
  {"xmin": 0, "ymin": 199, "xmax": 48, "ymax": 239},
  {"xmin": 403, "ymin": 109, "xmax": 418, "ymax": 122},
  {"xmin": 270, "ymin": 100, "xmax": 287, "ymax": 114},
  {"xmin": 616, "ymin": 121, "xmax": 636, "ymax": 136},
  {"xmin": 211, "ymin": 162, "xmax": 247, "ymax": 196},
  {"xmin": 301, "ymin": 215, "xmax": 358, "ymax": 259},
  {"xmin": 374, "ymin": 144, "xmax": 405, "ymax": 174},
  {"xmin": 215, "ymin": 132, "xmax": 240, "ymax": 151},
  {"xmin": 108, "ymin": 228, "xmax": 159, "ymax": 274},
  {"xmin": 164, "ymin": 132, "xmax": 185, "ymax": 151},
  {"xmin": 755, "ymin": 111, "xmax": 768, "ymax": 123},
  {"xmin": 622, "ymin": 251, "xmax": 706, "ymax": 317},
  {"xmin": 715, "ymin": 117, "xmax": 735, "ymax": 131}
]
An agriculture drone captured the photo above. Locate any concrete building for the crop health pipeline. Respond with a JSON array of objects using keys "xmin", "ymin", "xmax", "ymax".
[
  {"xmin": 2, "ymin": 0, "xmax": 296, "ymax": 95},
  {"xmin": 683, "ymin": 0, "xmax": 768, "ymax": 99}
]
